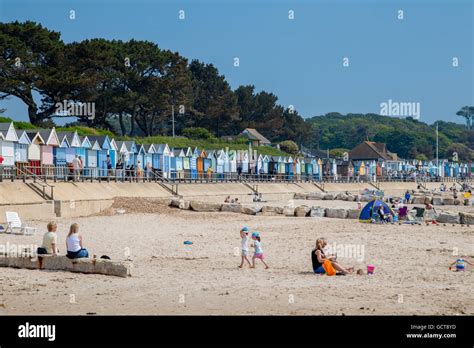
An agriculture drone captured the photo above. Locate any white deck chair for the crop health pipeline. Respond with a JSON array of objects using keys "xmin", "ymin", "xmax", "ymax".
[{"xmin": 5, "ymin": 212, "xmax": 37, "ymax": 235}]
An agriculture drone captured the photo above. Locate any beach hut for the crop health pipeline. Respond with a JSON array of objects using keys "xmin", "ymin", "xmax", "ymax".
[
  {"xmin": 153, "ymin": 144, "xmax": 171, "ymax": 178},
  {"xmin": 87, "ymin": 136, "xmax": 114, "ymax": 177},
  {"xmin": 228, "ymin": 150, "xmax": 237, "ymax": 175},
  {"xmin": 207, "ymin": 150, "xmax": 217, "ymax": 173},
  {"xmin": 136, "ymin": 144, "xmax": 146, "ymax": 172},
  {"xmin": 295, "ymin": 157, "xmax": 302, "ymax": 179},
  {"xmin": 189, "ymin": 147, "xmax": 199, "ymax": 179},
  {"xmin": 25, "ymin": 131, "xmax": 45, "ymax": 175},
  {"xmin": 262, "ymin": 155, "xmax": 270, "ymax": 174},
  {"xmin": 182, "ymin": 147, "xmax": 192, "ymax": 179},
  {"xmin": 35, "ymin": 129, "xmax": 59, "ymax": 176},
  {"xmin": 172, "ymin": 148, "xmax": 185, "ymax": 179},
  {"xmin": 256, "ymin": 154, "xmax": 264, "ymax": 175},
  {"xmin": 0, "ymin": 122, "xmax": 18, "ymax": 169},
  {"xmin": 216, "ymin": 149, "xmax": 227, "ymax": 179},
  {"xmin": 142, "ymin": 144, "xmax": 155, "ymax": 174},
  {"xmin": 85, "ymin": 140, "xmax": 101, "ymax": 177},
  {"xmin": 14, "ymin": 130, "xmax": 31, "ymax": 174},
  {"xmin": 268, "ymin": 156, "xmax": 279, "ymax": 176},
  {"xmin": 54, "ymin": 133, "xmax": 71, "ymax": 178}
]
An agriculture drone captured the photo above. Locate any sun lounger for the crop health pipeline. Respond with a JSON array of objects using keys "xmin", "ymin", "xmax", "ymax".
[{"xmin": 4, "ymin": 212, "xmax": 37, "ymax": 235}]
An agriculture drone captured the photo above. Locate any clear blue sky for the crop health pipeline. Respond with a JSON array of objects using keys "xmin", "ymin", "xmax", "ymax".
[{"xmin": 0, "ymin": 0, "xmax": 472, "ymax": 125}]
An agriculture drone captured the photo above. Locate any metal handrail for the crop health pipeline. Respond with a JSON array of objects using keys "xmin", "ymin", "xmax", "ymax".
[{"xmin": 0, "ymin": 164, "xmax": 472, "ymax": 185}]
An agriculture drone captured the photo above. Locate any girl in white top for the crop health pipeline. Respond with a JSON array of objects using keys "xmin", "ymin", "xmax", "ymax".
[
  {"xmin": 66, "ymin": 223, "xmax": 89, "ymax": 259},
  {"xmin": 238, "ymin": 227, "xmax": 251, "ymax": 268}
]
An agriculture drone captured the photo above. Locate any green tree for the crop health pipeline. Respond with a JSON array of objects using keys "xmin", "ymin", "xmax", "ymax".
[
  {"xmin": 456, "ymin": 106, "xmax": 474, "ymax": 130},
  {"xmin": 279, "ymin": 140, "xmax": 299, "ymax": 155},
  {"xmin": 0, "ymin": 21, "xmax": 68, "ymax": 125}
]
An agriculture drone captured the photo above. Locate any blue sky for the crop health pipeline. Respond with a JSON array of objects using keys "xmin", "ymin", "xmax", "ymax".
[{"xmin": 0, "ymin": 0, "xmax": 472, "ymax": 125}]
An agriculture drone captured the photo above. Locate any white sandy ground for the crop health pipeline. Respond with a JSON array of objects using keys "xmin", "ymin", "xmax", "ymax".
[{"xmin": 0, "ymin": 202, "xmax": 473, "ymax": 315}]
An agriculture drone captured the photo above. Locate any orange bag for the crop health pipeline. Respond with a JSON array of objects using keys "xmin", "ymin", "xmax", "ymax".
[{"xmin": 322, "ymin": 259, "xmax": 337, "ymax": 276}]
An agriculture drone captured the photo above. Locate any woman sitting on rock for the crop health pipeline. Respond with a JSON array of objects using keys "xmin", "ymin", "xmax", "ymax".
[{"xmin": 66, "ymin": 223, "xmax": 89, "ymax": 259}]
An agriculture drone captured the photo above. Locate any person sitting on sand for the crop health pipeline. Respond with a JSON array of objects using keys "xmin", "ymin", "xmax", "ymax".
[
  {"xmin": 250, "ymin": 232, "xmax": 269, "ymax": 269},
  {"xmin": 311, "ymin": 238, "xmax": 353, "ymax": 275},
  {"xmin": 66, "ymin": 223, "xmax": 89, "ymax": 259},
  {"xmin": 238, "ymin": 227, "xmax": 251, "ymax": 268},
  {"xmin": 37, "ymin": 222, "xmax": 59, "ymax": 256}
]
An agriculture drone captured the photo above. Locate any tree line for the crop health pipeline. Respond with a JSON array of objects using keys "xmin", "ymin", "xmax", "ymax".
[{"xmin": 0, "ymin": 21, "xmax": 310, "ymax": 144}]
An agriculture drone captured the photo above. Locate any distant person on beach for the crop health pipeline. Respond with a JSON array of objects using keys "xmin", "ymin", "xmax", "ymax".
[
  {"xmin": 66, "ymin": 223, "xmax": 89, "ymax": 259},
  {"xmin": 311, "ymin": 238, "xmax": 354, "ymax": 275},
  {"xmin": 106, "ymin": 155, "xmax": 113, "ymax": 176},
  {"xmin": 463, "ymin": 190, "xmax": 471, "ymax": 206},
  {"xmin": 146, "ymin": 162, "xmax": 153, "ymax": 180},
  {"xmin": 207, "ymin": 166, "xmax": 213, "ymax": 180},
  {"xmin": 116, "ymin": 158, "xmax": 124, "ymax": 181},
  {"xmin": 237, "ymin": 165, "xmax": 242, "ymax": 177},
  {"xmin": 238, "ymin": 227, "xmax": 251, "ymax": 268},
  {"xmin": 449, "ymin": 257, "xmax": 474, "ymax": 271},
  {"xmin": 404, "ymin": 190, "xmax": 411, "ymax": 204},
  {"xmin": 72, "ymin": 155, "xmax": 81, "ymax": 181},
  {"xmin": 37, "ymin": 222, "xmax": 58, "ymax": 256},
  {"xmin": 78, "ymin": 155, "xmax": 84, "ymax": 176},
  {"xmin": 224, "ymin": 196, "xmax": 231, "ymax": 203},
  {"xmin": 250, "ymin": 232, "xmax": 269, "ymax": 269},
  {"xmin": 136, "ymin": 160, "xmax": 143, "ymax": 179}
]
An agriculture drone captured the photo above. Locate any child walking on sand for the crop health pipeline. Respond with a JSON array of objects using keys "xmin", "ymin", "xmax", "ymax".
[
  {"xmin": 238, "ymin": 227, "xmax": 251, "ymax": 268},
  {"xmin": 250, "ymin": 232, "xmax": 269, "ymax": 269}
]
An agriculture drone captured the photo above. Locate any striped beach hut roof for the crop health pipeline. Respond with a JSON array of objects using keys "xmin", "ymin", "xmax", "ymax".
[{"xmin": 0, "ymin": 122, "xmax": 19, "ymax": 142}]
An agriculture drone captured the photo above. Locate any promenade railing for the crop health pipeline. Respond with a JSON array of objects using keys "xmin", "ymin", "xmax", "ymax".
[{"xmin": 0, "ymin": 164, "xmax": 472, "ymax": 186}]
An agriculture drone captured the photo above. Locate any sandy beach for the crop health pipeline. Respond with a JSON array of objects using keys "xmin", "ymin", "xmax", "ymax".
[{"xmin": 1, "ymin": 199, "xmax": 473, "ymax": 316}]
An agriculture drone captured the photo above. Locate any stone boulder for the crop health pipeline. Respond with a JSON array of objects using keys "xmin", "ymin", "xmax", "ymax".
[
  {"xmin": 283, "ymin": 207, "xmax": 295, "ymax": 216},
  {"xmin": 412, "ymin": 196, "xmax": 427, "ymax": 204},
  {"xmin": 170, "ymin": 198, "xmax": 181, "ymax": 208},
  {"xmin": 436, "ymin": 211, "xmax": 460, "ymax": 224},
  {"xmin": 346, "ymin": 209, "xmax": 361, "ymax": 219},
  {"xmin": 294, "ymin": 193, "xmax": 308, "ymax": 200},
  {"xmin": 424, "ymin": 210, "xmax": 438, "ymax": 222},
  {"xmin": 323, "ymin": 193, "xmax": 335, "ymax": 200},
  {"xmin": 221, "ymin": 203, "xmax": 242, "ymax": 213},
  {"xmin": 241, "ymin": 205, "xmax": 262, "ymax": 215},
  {"xmin": 442, "ymin": 197, "xmax": 454, "ymax": 205},
  {"xmin": 274, "ymin": 206, "xmax": 284, "ymax": 215},
  {"xmin": 294, "ymin": 205, "xmax": 311, "ymax": 217},
  {"xmin": 309, "ymin": 207, "xmax": 325, "ymax": 217},
  {"xmin": 459, "ymin": 212, "xmax": 474, "ymax": 225},
  {"xmin": 453, "ymin": 198, "xmax": 461, "ymax": 206},
  {"xmin": 431, "ymin": 197, "xmax": 443, "ymax": 206},
  {"xmin": 325, "ymin": 208, "xmax": 348, "ymax": 219},
  {"xmin": 306, "ymin": 192, "xmax": 325, "ymax": 200},
  {"xmin": 170, "ymin": 198, "xmax": 190, "ymax": 210},
  {"xmin": 335, "ymin": 193, "xmax": 348, "ymax": 201},
  {"xmin": 346, "ymin": 195, "xmax": 356, "ymax": 202},
  {"xmin": 262, "ymin": 205, "xmax": 276, "ymax": 213},
  {"xmin": 189, "ymin": 201, "xmax": 222, "ymax": 212}
]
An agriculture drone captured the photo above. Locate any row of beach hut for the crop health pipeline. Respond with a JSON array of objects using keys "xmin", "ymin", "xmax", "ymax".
[{"xmin": 0, "ymin": 123, "xmax": 472, "ymax": 180}]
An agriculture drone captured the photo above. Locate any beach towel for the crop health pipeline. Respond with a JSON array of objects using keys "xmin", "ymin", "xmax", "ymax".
[{"xmin": 322, "ymin": 260, "xmax": 336, "ymax": 276}]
